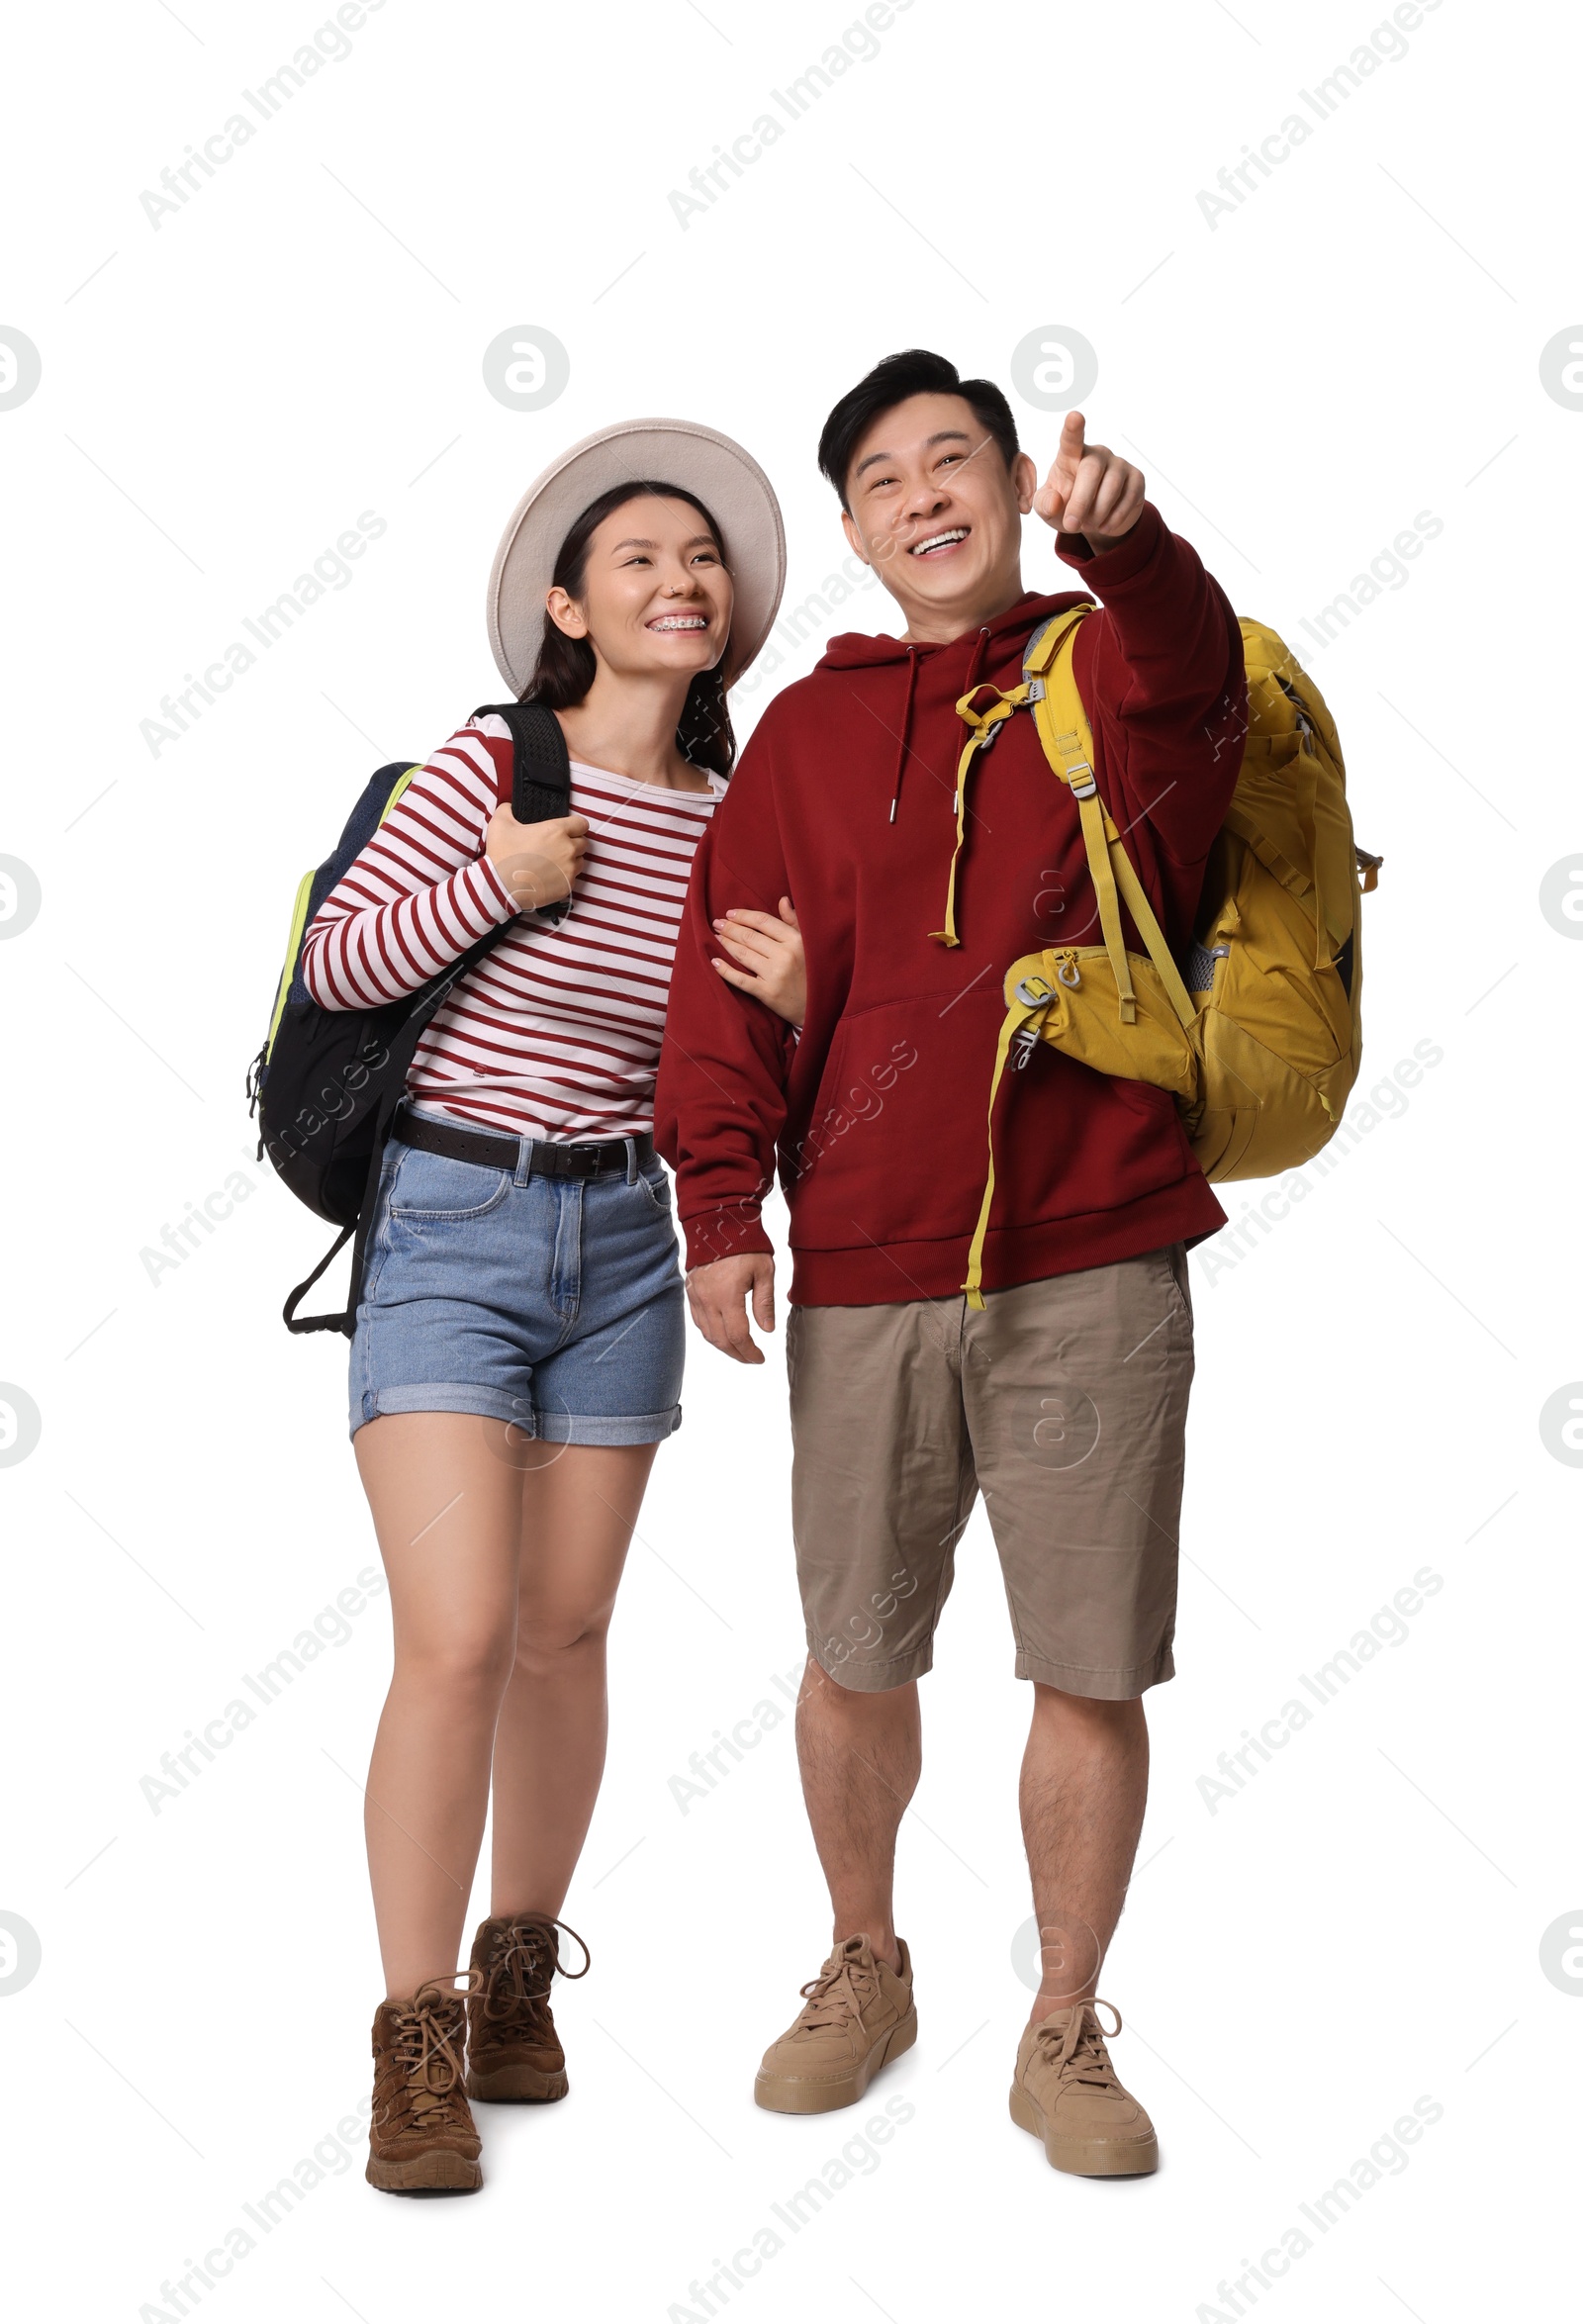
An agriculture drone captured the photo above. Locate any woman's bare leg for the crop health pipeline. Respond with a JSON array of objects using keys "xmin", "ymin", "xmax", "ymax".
[
  {"xmin": 355, "ymin": 1413, "xmax": 525, "ymax": 2000},
  {"xmin": 488, "ymin": 1441, "xmax": 658, "ymax": 1918}
]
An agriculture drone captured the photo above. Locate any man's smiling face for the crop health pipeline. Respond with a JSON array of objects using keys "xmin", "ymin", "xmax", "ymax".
[{"xmin": 839, "ymin": 391, "xmax": 1038, "ymax": 641}]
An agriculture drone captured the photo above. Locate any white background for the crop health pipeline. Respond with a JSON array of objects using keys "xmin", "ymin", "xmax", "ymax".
[{"xmin": 2, "ymin": 1, "xmax": 1579, "ymax": 2318}]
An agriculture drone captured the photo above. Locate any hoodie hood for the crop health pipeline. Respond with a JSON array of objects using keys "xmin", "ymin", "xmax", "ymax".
[{"xmin": 815, "ymin": 587, "xmax": 1096, "ymax": 828}]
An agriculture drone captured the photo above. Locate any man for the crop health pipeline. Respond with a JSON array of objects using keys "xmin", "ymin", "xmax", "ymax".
[{"xmin": 654, "ymin": 348, "xmax": 1245, "ymax": 2176}]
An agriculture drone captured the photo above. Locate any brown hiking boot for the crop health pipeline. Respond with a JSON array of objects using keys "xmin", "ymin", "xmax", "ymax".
[
  {"xmin": 1009, "ymin": 1999, "xmax": 1159, "ymax": 2177},
  {"xmin": 366, "ymin": 1977, "xmax": 482, "ymax": 2195},
  {"xmin": 464, "ymin": 1912, "xmax": 589, "ymax": 2104},
  {"xmin": 754, "ymin": 1933, "xmax": 916, "ymax": 2114}
]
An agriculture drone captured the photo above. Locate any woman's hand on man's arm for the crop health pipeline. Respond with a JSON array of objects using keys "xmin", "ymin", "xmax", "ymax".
[{"xmin": 709, "ymin": 897, "xmax": 805, "ymax": 1027}]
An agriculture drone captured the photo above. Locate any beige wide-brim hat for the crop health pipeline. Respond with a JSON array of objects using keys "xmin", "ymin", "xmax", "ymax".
[{"xmin": 486, "ymin": 418, "xmax": 787, "ymax": 696}]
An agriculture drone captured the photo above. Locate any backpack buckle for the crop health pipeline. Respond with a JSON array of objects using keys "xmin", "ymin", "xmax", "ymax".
[{"xmin": 1066, "ymin": 761, "xmax": 1096, "ymax": 798}]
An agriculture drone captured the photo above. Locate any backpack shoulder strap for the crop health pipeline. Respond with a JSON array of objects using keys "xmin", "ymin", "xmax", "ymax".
[
  {"xmin": 470, "ymin": 697, "xmax": 573, "ymax": 926},
  {"xmin": 1021, "ymin": 601, "xmax": 1095, "ymax": 690},
  {"xmin": 471, "ymin": 698, "xmax": 571, "ymax": 824},
  {"xmin": 1033, "ymin": 622, "xmax": 1195, "ymax": 1030}
]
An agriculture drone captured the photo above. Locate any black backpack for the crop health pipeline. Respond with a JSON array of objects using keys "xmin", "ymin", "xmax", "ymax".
[{"xmin": 247, "ymin": 701, "xmax": 570, "ymax": 1336}]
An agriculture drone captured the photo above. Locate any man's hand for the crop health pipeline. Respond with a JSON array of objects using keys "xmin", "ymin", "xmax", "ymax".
[
  {"xmin": 686, "ymin": 1252, "xmax": 775, "ymax": 1364},
  {"xmin": 485, "ymin": 802, "xmax": 591, "ymax": 911},
  {"xmin": 1033, "ymin": 412, "xmax": 1145, "ymax": 553}
]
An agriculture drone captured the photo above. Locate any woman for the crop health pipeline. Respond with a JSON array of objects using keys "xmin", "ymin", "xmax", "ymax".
[{"xmin": 301, "ymin": 420, "xmax": 801, "ymax": 2194}]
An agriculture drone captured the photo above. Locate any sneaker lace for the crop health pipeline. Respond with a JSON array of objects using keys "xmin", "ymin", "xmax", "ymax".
[
  {"xmin": 388, "ymin": 1976, "xmax": 478, "ymax": 2126},
  {"xmin": 480, "ymin": 1913, "xmax": 591, "ymax": 2028},
  {"xmin": 1034, "ymin": 1998, "xmax": 1125, "ymax": 2092},
  {"xmin": 795, "ymin": 1952, "xmax": 879, "ymax": 2036}
]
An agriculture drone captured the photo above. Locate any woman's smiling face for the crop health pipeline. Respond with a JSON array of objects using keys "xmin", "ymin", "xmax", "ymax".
[{"xmin": 547, "ymin": 493, "xmax": 733, "ymax": 679}]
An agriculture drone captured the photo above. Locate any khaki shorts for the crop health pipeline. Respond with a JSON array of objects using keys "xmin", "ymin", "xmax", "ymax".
[{"xmin": 787, "ymin": 1248, "xmax": 1193, "ymax": 1700}]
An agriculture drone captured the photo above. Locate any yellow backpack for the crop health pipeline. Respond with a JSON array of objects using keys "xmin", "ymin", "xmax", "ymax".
[{"xmin": 959, "ymin": 604, "xmax": 1382, "ymax": 1305}]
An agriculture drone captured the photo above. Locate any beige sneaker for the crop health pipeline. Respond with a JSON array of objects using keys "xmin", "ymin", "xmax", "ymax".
[
  {"xmin": 1009, "ymin": 1999, "xmax": 1159, "ymax": 2177},
  {"xmin": 755, "ymin": 1933, "xmax": 916, "ymax": 2114}
]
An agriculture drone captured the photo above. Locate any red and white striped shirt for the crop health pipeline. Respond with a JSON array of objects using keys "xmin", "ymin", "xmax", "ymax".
[{"xmin": 301, "ymin": 714, "xmax": 724, "ymax": 1140}]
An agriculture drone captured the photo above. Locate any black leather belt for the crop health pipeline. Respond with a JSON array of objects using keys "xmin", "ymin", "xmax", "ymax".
[{"xmin": 392, "ymin": 1105, "xmax": 654, "ymax": 1179}]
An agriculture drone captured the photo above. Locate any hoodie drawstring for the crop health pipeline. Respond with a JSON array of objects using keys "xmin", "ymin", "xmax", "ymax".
[{"xmin": 887, "ymin": 647, "xmax": 922, "ymax": 824}]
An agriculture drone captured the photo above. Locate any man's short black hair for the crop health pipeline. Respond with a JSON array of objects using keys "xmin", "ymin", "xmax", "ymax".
[{"xmin": 817, "ymin": 348, "xmax": 1021, "ymax": 511}]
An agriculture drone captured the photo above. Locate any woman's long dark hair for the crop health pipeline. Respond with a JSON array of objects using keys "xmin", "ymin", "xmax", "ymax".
[{"xmin": 520, "ymin": 480, "xmax": 737, "ymax": 777}]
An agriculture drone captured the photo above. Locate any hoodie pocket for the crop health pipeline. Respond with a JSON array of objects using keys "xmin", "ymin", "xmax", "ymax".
[{"xmin": 788, "ymin": 998, "xmax": 972, "ymax": 1251}]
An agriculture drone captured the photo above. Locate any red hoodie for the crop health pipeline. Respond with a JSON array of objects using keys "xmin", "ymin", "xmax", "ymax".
[{"xmin": 655, "ymin": 504, "xmax": 1247, "ymax": 1306}]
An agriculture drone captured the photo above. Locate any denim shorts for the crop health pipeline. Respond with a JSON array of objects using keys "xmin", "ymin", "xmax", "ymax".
[{"xmin": 348, "ymin": 1110, "xmax": 686, "ymax": 1444}]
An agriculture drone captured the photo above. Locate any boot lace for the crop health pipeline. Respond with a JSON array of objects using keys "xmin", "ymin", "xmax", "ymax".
[
  {"xmin": 384, "ymin": 1975, "xmax": 478, "ymax": 2131},
  {"xmin": 479, "ymin": 1914, "xmax": 590, "ymax": 2035},
  {"xmin": 1033, "ymin": 1998, "xmax": 1124, "ymax": 2092}
]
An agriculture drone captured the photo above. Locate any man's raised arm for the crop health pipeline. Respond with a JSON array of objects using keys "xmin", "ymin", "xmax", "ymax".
[{"xmin": 1038, "ymin": 410, "xmax": 1247, "ymax": 867}]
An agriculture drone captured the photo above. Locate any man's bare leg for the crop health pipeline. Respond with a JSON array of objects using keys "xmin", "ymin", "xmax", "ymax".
[
  {"xmin": 1020, "ymin": 1684, "xmax": 1150, "ymax": 2025},
  {"xmin": 793, "ymin": 1654, "xmax": 920, "ymax": 1973}
]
